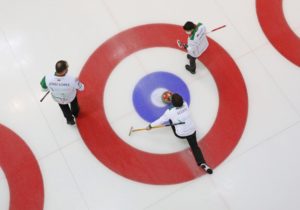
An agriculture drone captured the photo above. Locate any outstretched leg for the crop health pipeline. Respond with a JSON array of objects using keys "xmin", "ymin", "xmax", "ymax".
[
  {"xmin": 169, "ymin": 120, "xmax": 213, "ymax": 174},
  {"xmin": 186, "ymin": 132, "xmax": 205, "ymax": 165},
  {"xmin": 186, "ymin": 133, "xmax": 213, "ymax": 174}
]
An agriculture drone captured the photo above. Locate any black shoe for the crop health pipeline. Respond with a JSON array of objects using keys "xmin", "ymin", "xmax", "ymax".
[
  {"xmin": 67, "ymin": 119, "xmax": 76, "ymax": 125},
  {"xmin": 200, "ymin": 163, "xmax": 213, "ymax": 174},
  {"xmin": 185, "ymin": 65, "xmax": 196, "ymax": 74}
]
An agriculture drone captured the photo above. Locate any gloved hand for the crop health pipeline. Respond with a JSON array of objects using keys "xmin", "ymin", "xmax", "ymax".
[
  {"xmin": 177, "ymin": 40, "xmax": 184, "ymax": 48},
  {"xmin": 177, "ymin": 40, "xmax": 188, "ymax": 49},
  {"xmin": 146, "ymin": 124, "xmax": 152, "ymax": 130}
]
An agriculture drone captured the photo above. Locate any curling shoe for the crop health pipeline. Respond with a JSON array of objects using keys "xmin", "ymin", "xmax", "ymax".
[
  {"xmin": 185, "ymin": 65, "xmax": 196, "ymax": 74},
  {"xmin": 200, "ymin": 163, "xmax": 213, "ymax": 174}
]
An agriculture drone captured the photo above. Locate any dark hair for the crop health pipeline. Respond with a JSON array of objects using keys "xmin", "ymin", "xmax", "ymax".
[
  {"xmin": 55, "ymin": 60, "xmax": 68, "ymax": 73},
  {"xmin": 171, "ymin": 93, "xmax": 184, "ymax": 107},
  {"xmin": 183, "ymin": 21, "xmax": 195, "ymax": 31}
]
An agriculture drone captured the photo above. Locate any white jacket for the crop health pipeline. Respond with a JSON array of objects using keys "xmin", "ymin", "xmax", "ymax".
[
  {"xmin": 45, "ymin": 74, "xmax": 84, "ymax": 104},
  {"xmin": 187, "ymin": 23, "xmax": 209, "ymax": 58},
  {"xmin": 150, "ymin": 102, "xmax": 196, "ymax": 137}
]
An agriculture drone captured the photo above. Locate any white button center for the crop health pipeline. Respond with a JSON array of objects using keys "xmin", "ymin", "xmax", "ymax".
[{"xmin": 150, "ymin": 88, "xmax": 169, "ymax": 107}]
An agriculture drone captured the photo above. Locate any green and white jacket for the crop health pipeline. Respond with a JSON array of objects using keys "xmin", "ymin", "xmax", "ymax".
[
  {"xmin": 187, "ymin": 23, "xmax": 209, "ymax": 58},
  {"xmin": 150, "ymin": 102, "xmax": 196, "ymax": 137},
  {"xmin": 40, "ymin": 74, "xmax": 84, "ymax": 104}
]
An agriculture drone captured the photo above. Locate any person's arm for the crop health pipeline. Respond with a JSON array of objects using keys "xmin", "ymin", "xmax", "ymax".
[
  {"xmin": 74, "ymin": 78, "xmax": 84, "ymax": 91},
  {"xmin": 148, "ymin": 110, "xmax": 170, "ymax": 128},
  {"xmin": 40, "ymin": 76, "xmax": 48, "ymax": 91},
  {"xmin": 177, "ymin": 40, "xmax": 188, "ymax": 49},
  {"xmin": 187, "ymin": 24, "xmax": 206, "ymax": 52}
]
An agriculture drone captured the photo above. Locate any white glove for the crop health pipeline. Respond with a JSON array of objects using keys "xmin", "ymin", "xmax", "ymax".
[
  {"xmin": 177, "ymin": 40, "xmax": 187, "ymax": 49},
  {"xmin": 146, "ymin": 124, "xmax": 152, "ymax": 130},
  {"xmin": 177, "ymin": 40, "xmax": 183, "ymax": 48}
]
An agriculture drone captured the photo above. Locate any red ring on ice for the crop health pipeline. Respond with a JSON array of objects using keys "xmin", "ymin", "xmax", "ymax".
[
  {"xmin": 0, "ymin": 124, "xmax": 44, "ymax": 210},
  {"xmin": 77, "ymin": 24, "xmax": 248, "ymax": 184},
  {"xmin": 256, "ymin": 0, "xmax": 300, "ymax": 66}
]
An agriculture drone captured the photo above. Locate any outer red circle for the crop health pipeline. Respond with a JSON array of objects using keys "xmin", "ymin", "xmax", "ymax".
[
  {"xmin": 0, "ymin": 124, "xmax": 44, "ymax": 210},
  {"xmin": 77, "ymin": 24, "xmax": 248, "ymax": 184},
  {"xmin": 256, "ymin": 0, "xmax": 300, "ymax": 66}
]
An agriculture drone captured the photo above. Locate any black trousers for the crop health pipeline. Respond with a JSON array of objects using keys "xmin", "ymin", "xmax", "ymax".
[
  {"xmin": 187, "ymin": 54, "xmax": 196, "ymax": 71},
  {"xmin": 58, "ymin": 97, "xmax": 79, "ymax": 122},
  {"xmin": 169, "ymin": 120, "xmax": 206, "ymax": 166}
]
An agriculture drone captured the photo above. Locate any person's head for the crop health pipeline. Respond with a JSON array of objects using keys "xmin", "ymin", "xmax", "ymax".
[
  {"xmin": 171, "ymin": 93, "xmax": 184, "ymax": 107},
  {"xmin": 183, "ymin": 21, "xmax": 196, "ymax": 35},
  {"xmin": 55, "ymin": 60, "xmax": 68, "ymax": 75}
]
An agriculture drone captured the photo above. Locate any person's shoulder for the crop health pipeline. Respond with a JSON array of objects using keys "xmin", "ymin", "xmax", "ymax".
[
  {"xmin": 45, "ymin": 73, "xmax": 55, "ymax": 80},
  {"xmin": 183, "ymin": 101, "xmax": 189, "ymax": 108},
  {"xmin": 166, "ymin": 105, "xmax": 176, "ymax": 114},
  {"xmin": 197, "ymin": 23, "xmax": 206, "ymax": 31},
  {"xmin": 64, "ymin": 74, "xmax": 77, "ymax": 80},
  {"xmin": 197, "ymin": 22, "xmax": 204, "ymax": 27}
]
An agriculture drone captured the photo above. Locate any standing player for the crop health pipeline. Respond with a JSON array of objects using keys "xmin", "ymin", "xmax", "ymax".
[
  {"xmin": 40, "ymin": 60, "xmax": 84, "ymax": 125},
  {"xmin": 177, "ymin": 21, "xmax": 209, "ymax": 74},
  {"xmin": 147, "ymin": 93, "xmax": 213, "ymax": 174}
]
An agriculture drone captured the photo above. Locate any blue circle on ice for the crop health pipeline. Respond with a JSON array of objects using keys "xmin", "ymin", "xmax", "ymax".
[{"xmin": 132, "ymin": 71, "xmax": 190, "ymax": 122}]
